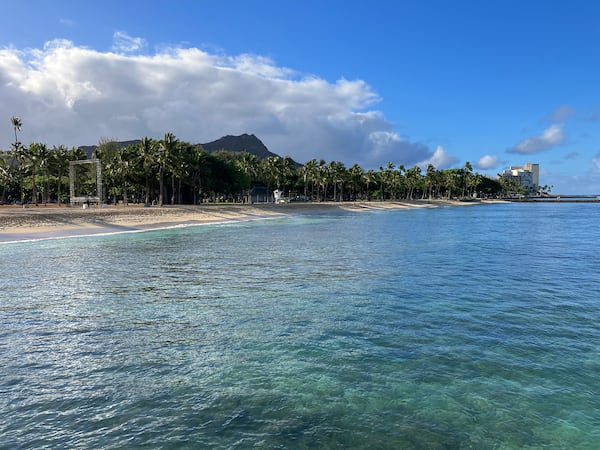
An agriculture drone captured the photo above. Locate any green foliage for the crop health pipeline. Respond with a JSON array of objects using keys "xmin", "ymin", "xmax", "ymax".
[
  {"xmin": 1, "ymin": 120, "xmax": 522, "ymax": 204},
  {"xmin": 498, "ymin": 177, "xmax": 528, "ymax": 197}
]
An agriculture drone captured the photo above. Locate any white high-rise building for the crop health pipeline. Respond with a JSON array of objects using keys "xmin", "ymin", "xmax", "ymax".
[{"xmin": 499, "ymin": 163, "xmax": 539, "ymax": 193}]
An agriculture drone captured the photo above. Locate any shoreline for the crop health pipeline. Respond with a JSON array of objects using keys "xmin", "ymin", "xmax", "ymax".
[{"xmin": 0, "ymin": 200, "xmax": 496, "ymax": 243}]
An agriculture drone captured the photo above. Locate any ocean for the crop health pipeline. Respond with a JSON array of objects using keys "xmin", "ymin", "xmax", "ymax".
[{"xmin": 1, "ymin": 203, "xmax": 599, "ymax": 449}]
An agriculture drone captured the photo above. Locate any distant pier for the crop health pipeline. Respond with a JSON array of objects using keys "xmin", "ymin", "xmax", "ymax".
[{"xmin": 507, "ymin": 195, "xmax": 600, "ymax": 203}]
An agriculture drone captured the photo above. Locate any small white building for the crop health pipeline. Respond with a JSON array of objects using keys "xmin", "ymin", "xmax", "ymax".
[
  {"xmin": 273, "ymin": 189, "xmax": 287, "ymax": 203},
  {"xmin": 499, "ymin": 163, "xmax": 539, "ymax": 194}
]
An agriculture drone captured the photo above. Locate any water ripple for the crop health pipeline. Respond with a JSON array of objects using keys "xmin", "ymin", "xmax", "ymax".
[{"xmin": 1, "ymin": 204, "xmax": 599, "ymax": 448}]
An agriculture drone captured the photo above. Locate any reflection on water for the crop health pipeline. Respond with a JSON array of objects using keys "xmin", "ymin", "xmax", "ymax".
[{"xmin": 1, "ymin": 203, "xmax": 599, "ymax": 448}]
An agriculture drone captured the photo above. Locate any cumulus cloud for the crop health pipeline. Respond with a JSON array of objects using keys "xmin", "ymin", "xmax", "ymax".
[
  {"xmin": 507, "ymin": 124, "xmax": 565, "ymax": 154},
  {"xmin": 0, "ymin": 38, "xmax": 436, "ymax": 168},
  {"xmin": 474, "ymin": 155, "xmax": 501, "ymax": 170},
  {"xmin": 417, "ymin": 145, "xmax": 459, "ymax": 169},
  {"xmin": 112, "ymin": 31, "xmax": 147, "ymax": 53}
]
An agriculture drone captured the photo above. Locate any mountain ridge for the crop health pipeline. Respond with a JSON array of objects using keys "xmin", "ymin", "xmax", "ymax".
[{"xmin": 78, "ymin": 133, "xmax": 282, "ymax": 160}]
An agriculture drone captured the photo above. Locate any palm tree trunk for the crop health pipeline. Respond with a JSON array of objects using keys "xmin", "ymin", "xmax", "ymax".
[
  {"xmin": 44, "ymin": 171, "xmax": 49, "ymax": 205},
  {"xmin": 171, "ymin": 173, "xmax": 175, "ymax": 205},
  {"xmin": 159, "ymin": 165, "xmax": 164, "ymax": 206},
  {"xmin": 57, "ymin": 170, "xmax": 62, "ymax": 206},
  {"xmin": 145, "ymin": 174, "xmax": 150, "ymax": 206},
  {"xmin": 32, "ymin": 166, "xmax": 38, "ymax": 206},
  {"xmin": 303, "ymin": 175, "xmax": 308, "ymax": 200},
  {"xmin": 122, "ymin": 177, "xmax": 128, "ymax": 206}
]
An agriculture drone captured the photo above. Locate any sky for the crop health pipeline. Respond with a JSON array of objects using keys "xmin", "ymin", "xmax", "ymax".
[{"xmin": 1, "ymin": 0, "xmax": 600, "ymax": 194}]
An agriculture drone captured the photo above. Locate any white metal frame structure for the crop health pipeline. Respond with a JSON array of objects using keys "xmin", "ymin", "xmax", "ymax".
[{"xmin": 69, "ymin": 159, "xmax": 103, "ymax": 206}]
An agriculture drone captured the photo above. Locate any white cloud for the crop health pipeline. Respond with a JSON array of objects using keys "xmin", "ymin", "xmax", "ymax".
[
  {"xmin": 59, "ymin": 18, "xmax": 75, "ymax": 27},
  {"xmin": 475, "ymin": 154, "xmax": 501, "ymax": 170},
  {"xmin": 0, "ymin": 38, "xmax": 437, "ymax": 169},
  {"xmin": 417, "ymin": 145, "xmax": 459, "ymax": 169},
  {"xmin": 508, "ymin": 124, "xmax": 565, "ymax": 154},
  {"xmin": 593, "ymin": 157, "xmax": 600, "ymax": 173},
  {"xmin": 220, "ymin": 53, "xmax": 296, "ymax": 79},
  {"xmin": 112, "ymin": 31, "xmax": 147, "ymax": 53},
  {"xmin": 547, "ymin": 105, "xmax": 575, "ymax": 122},
  {"xmin": 362, "ymin": 130, "xmax": 434, "ymax": 167}
]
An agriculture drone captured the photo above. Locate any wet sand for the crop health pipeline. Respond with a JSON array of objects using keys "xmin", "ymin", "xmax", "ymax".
[{"xmin": 0, "ymin": 200, "xmax": 485, "ymax": 243}]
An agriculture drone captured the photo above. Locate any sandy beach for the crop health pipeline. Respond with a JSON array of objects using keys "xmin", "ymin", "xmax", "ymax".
[{"xmin": 0, "ymin": 200, "xmax": 487, "ymax": 243}]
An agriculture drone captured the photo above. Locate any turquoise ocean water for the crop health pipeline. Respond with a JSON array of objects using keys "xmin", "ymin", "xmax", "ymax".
[{"xmin": 1, "ymin": 203, "xmax": 599, "ymax": 448}]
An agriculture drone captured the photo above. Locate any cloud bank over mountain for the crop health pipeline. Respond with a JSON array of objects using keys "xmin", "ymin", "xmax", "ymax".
[{"xmin": 0, "ymin": 35, "xmax": 448, "ymax": 168}]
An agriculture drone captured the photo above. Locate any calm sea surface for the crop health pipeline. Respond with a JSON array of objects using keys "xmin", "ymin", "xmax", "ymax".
[{"xmin": 1, "ymin": 203, "xmax": 599, "ymax": 449}]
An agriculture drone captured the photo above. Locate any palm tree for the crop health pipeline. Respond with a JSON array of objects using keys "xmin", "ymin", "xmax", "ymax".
[
  {"xmin": 397, "ymin": 164, "xmax": 406, "ymax": 199},
  {"xmin": 11, "ymin": 116, "xmax": 22, "ymax": 145},
  {"xmin": 28, "ymin": 142, "xmax": 48, "ymax": 205},
  {"xmin": 469, "ymin": 173, "xmax": 483, "ymax": 198},
  {"xmin": 263, "ymin": 156, "xmax": 282, "ymax": 201},
  {"xmin": 365, "ymin": 169, "xmax": 377, "ymax": 200},
  {"xmin": 158, "ymin": 132, "xmax": 177, "ymax": 206},
  {"xmin": 539, "ymin": 184, "xmax": 553, "ymax": 196},
  {"xmin": 35, "ymin": 143, "xmax": 51, "ymax": 204},
  {"xmin": 235, "ymin": 151, "xmax": 259, "ymax": 203},
  {"xmin": 168, "ymin": 143, "xmax": 187, "ymax": 204},
  {"xmin": 281, "ymin": 156, "xmax": 296, "ymax": 198},
  {"xmin": 52, "ymin": 145, "xmax": 70, "ymax": 205},
  {"xmin": 138, "ymin": 137, "xmax": 157, "ymax": 206},
  {"xmin": 70, "ymin": 146, "xmax": 87, "ymax": 161},
  {"xmin": 406, "ymin": 165, "xmax": 422, "ymax": 200},
  {"xmin": 9, "ymin": 116, "xmax": 26, "ymax": 204},
  {"xmin": 348, "ymin": 164, "xmax": 364, "ymax": 200},
  {"xmin": 10, "ymin": 142, "xmax": 28, "ymax": 204},
  {"xmin": 302, "ymin": 159, "xmax": 316, "ymax": 201},
  {"xmin": 424, "ymin": 164, "xmax": 436, "ymax": 199},
  {"xmin": 187, "ymin": 145, "xmax": 207, "ymax": 204},
  {"xmin": 0, "ymin": 154, "xmax": 11, "ymax": 203},
  {"xmin": 238, "ymin": 152, "xmax": 260, "ymax": 184},
  {"xmin": 330, "ymin": 161, "xmax": 346, "ymax": 201},
  {"xmin": 462, "ymin": 161, "xmax": 473, "ymax": 198},
  {"xmin": 380, "ymin": 162, "xmax": 396, "ymax": 200},
  {"xmin": 443, "ymin": 169, "xmax": 458, "ymax": 199},
  {"xmin": 315, "ymin": 159, "xmax": 327, "ymax": 202},
  {"xmin": 110, "ymin": 147, "xmax": 131, "ymax": 205}
]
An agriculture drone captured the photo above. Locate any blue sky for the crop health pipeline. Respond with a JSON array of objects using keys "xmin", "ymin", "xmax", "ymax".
[{"xmin": 1, "ymin": 0, "xmax": 600, "ymax": 194}]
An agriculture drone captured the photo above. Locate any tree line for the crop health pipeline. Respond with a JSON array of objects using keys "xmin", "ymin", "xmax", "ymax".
[{"xmin": 0, "ymin": 117, "xmax": 530, "ymax": 206}]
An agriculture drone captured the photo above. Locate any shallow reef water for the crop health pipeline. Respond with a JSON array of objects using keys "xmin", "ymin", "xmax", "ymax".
[{"xmin": 1, "ymin": 203, "xmax": 599, "ymax": 448}]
